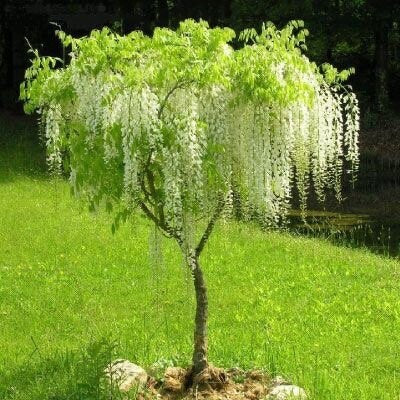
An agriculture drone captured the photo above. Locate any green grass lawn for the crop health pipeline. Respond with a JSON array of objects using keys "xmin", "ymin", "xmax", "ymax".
[{"xmin": 1, "ymin": 116, "xmax": 400, "ymax": 399}]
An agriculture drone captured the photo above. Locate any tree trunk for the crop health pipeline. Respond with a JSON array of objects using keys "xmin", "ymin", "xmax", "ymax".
[
  {"xmin": 222, "ymin": 0, "xmax": 232, "ymax": 24},
  {"xmin": 374, "ymin": 19, "xmax": 390, "ymax": 112},
  {"xmin": 157, "ymin": 0, "xmax": 169, "ymax": 27},
  {"xmin": 140, "ymin": 0, "xmax": 156, "ymax": 35},
  {"xmin": 0, "ymin": 2, "xmax": 7, "ymax": 105},
  {"xmin": 188, "ymin": 253, "xmax": 209, "ymax": 375},
  {"xmin": 176, "ymin": 200, "xmax": 225, "ymax": 376}
]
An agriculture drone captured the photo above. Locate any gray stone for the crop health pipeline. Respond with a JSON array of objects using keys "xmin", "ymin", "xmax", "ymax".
[
  {"xmin": 268, "ymin": 384, "xmax": 307, "ymax": 399},
  {"xmin": 104, "ymin": 359, "xmax": 148, "ymax": 392}
]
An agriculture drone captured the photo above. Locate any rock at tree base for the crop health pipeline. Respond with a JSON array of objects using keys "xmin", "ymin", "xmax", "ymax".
[
  {"xmin": 105, "ymin": 359, "xmax": 148, "ymax": 392},
  {"xmin": 268, "ymin": 384, "xmax": 307, "ymax": 399}
]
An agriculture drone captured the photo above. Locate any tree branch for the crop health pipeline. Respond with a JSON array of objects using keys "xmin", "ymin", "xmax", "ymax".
[
  {"xmin": 139, "ymin": 201, "xmax": 159, "ymax": 226},
  {"xmin": 139, "ymin": 199, "xmax": 179, "ymax": 239},
  {"xmin": 195, "ymin": 197, "xmax": 226, "ymax": 258},
  {"xmin": 139, "ymin": 175, "xmax": 154, "ymax": 206},
  {"xmin": 146, "ymin": 167, "xmax": 166, "ymax": 226},
  {"xmin": 141, "ymin": 150, "xmax": 171, "ymax": 233},
  {"xmin": 157, "ymin": 80, "xmax": 193, "ymax": 119}
]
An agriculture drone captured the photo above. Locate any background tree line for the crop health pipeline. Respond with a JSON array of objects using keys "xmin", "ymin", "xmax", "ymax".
[{"xmin": 0, "ymin": 0, "xmax": 399, "ymax": 115}]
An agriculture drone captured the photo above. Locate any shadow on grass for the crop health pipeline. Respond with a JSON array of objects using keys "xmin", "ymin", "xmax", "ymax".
[{"xmin": 0, "ymin": 338, "xmax": 134, "ymax": 400}]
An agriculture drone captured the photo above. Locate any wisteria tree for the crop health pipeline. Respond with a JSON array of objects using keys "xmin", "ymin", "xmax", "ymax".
[{"xmin": 20, "ymin": 20, "xmax": 359, "ymax": 376}]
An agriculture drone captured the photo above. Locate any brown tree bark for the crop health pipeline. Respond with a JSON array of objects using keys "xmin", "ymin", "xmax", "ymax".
[
  {"xmin": 374, "ymin": 19, "xmax": 390, "ymax": 112},
  {"xmin": 188, "ymin": 197, "xmax": 225, "ymax": 375},
  {"xmin": 190, "ymin": 254, "xmax": 209, "ymax": 375}
]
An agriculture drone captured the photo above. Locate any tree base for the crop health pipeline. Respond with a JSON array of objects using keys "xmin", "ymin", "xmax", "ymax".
[{"xmin": 140, "ymin": 365, "xmax": 306, "ymax": 400}]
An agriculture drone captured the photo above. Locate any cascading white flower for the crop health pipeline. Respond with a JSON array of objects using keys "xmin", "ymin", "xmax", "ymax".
[
  {"xmin": 44, "ymin": 102, "xmax": 62, "ymax": 173},
  {"xmin": 37, "ymin": 38, "xmax": 360, "ymax": 227}
]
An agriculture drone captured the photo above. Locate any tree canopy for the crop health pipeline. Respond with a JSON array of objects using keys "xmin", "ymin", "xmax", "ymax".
[{"xmin": 21, "ymin": 19, "xmax": 359, "ymax": 228}]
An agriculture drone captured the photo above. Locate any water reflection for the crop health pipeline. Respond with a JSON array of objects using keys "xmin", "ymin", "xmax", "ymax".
[{"xmin": 287, "ymin": 210, "xmax": 400, "ymax": 258}]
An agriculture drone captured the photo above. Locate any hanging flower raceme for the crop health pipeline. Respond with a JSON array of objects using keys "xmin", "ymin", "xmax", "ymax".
[
  {"xmin": 20, "ymin": 19, "xmax": 360, "ymax": 243},
  {"xmin": 44, "ymin": 102, "xmax": 63, "ymax": 174}
]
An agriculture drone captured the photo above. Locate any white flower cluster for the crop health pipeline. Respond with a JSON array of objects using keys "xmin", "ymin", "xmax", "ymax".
[
  {"xmin": 162, "ymin": 148, "xmax": 183, "ymax": 229},
  {"xmin": 343, "ymin": 91, "xmax": 360, "ymax": 171},
  {"xmin": 44, "ymin": 102, "xmax": 62, "ymax": 173},
  {"xmin": 159, "ymin": 87, "xmax": 209, "ymax": 233},
  {"xmin": 115, "ymin": 86, "xmax": 160, "ymax": 206},
  {"xmin": 199, "ymin": 86, "xmax": 232, "ymax": 184},
  {"xmin": 71, "ymin": 71, "xmax": 109, "ymax": 147},
  {"xmin": 37, "ymin": 40, "xmax": 359, "ymax": 241},
  {"xmin": 40, "ymin": 71, "xmax": 359, "ymax": 233},
  {"xmin": 226, "ymin": 77, "xmax": 360, "ymax": 224}
]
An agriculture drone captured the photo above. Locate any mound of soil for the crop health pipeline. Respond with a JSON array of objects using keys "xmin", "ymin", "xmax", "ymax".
[{"xmin": 141, "ymin": 366, "xmax": 283, "ymax": 400}]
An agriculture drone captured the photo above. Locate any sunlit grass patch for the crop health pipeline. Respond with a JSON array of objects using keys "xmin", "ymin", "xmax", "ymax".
[{"xmin": 0, "ymin": 173, "xmax": 399, "ymax": 399}]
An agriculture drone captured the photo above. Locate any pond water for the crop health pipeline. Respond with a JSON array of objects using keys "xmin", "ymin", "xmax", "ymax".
[
  {"xmin": 285, "ymin": 154, "xmax": 400, "ymax": 258},
  {"xmin": 287, "ymin": 210, "xmax": 400, "ymax": 258}
]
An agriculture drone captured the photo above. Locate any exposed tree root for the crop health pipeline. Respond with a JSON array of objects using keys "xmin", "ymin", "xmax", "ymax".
[{"xmin": 143, "ymin": 365, "xmax": 275, "ymax": 400}]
